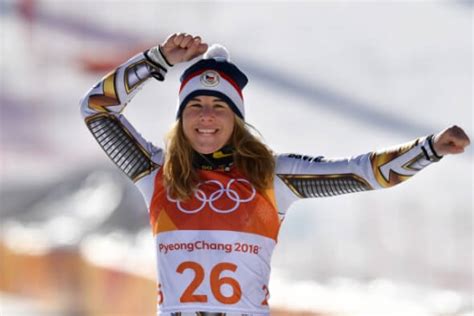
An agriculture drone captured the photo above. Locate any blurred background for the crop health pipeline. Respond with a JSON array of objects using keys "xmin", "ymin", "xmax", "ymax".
[{"xmin": 0, "ymin": 0, "xmax": 472, "ymax": 315}]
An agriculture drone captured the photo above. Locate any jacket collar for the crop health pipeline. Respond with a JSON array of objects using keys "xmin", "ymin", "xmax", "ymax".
[{"xmin": 192, "ymin": 145, "xmax": 234, "ymax": 171}]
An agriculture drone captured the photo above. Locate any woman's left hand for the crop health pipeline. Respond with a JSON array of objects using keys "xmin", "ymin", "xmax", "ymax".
[{"xmin": 433, "ymin": 125, "xmax": 470, "ymax": 156}]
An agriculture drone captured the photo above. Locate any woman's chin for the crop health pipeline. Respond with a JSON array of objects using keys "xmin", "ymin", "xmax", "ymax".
[{"xmin": 192, "ymin": 144, "xmax": 221, "ymax": 154}]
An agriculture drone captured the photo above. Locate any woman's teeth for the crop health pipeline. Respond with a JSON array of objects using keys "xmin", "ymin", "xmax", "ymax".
[{"xmin": 197, "ymin": 129, "xmax": 217, "ymax": 134}]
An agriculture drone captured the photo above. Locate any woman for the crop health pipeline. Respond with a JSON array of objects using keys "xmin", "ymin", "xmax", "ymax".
[{"xmin": 80, "ymin": 33, "xmax": 470, "ymax": 316}]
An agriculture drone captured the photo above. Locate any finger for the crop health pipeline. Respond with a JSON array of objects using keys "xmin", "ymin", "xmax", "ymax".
[
  {"xmin": 448, "ymin": 145, "xmax": 465, "ymax": 154},
  {"xmin": 192, "ymin": 36, "xmax": 206, "ymax": 50},
  {"xmin": 182, "ymin": 37, "xmax": 202, "ymax": 61},
  {"xmin": 455, "ymin": 137, "xmax": 471, "ymax": 149},
  {"xmin": 180, "ymin": 34, "xmax": 194, "ymax": 48},
  {"xmin": 448, "ymin": 126, "xmax": 470, "ymax": 147},
  {"xmin": 454, "ymin": 127, "xmax": 470, "ymax": 145},
  {"xmin": 162, "ymin": 33, "xmax": 178, "ymax": 50},
  {"xmin": 173, "ymin": 33, "xmax": 185, "ymax": 46},
  {"xmin": 197, "ymin": 43, "xmax": 208, "ymax": 54}
]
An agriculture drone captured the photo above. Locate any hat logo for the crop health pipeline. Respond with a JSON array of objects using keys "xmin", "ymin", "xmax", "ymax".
[{"xmin": 200, "ymin": 70, "xmax": 220, "ymax": 87}]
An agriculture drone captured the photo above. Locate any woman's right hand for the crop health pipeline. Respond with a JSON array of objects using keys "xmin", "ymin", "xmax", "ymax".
[{"xmin": 160, "ymin": 33, "xmax": 208, "ymax": 66}]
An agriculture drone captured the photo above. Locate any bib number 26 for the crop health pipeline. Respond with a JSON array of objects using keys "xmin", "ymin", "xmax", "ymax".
[{"xmin": 177, "ymin": 261, "xmax": 242, "ymax": 304}]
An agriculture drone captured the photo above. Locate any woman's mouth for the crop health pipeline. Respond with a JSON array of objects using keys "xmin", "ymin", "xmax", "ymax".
[{"xmin": 196, "ymin": 128, "xmax": 218, "ymax": 135}]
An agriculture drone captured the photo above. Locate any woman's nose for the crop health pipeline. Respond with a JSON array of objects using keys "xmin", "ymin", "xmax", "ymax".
[{"xmin": 199, "ymin": 106, "xmax": 215, "ymax": 119}]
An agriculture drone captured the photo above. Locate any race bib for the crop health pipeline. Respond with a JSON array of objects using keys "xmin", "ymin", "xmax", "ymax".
[{"xmin": 156, "ymin": 230, "xmax": 275, "ymax": 314}]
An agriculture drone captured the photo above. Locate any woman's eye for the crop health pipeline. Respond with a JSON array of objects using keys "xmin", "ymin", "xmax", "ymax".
[
  {"xmin": 214, "ymin": 104, "xmax": 225, "ymax": 109},
  {"xmin": 189, "ymin": 103, "xmax": 202, "ymax": 108}
]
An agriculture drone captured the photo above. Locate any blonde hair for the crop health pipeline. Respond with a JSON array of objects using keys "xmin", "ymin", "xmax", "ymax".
[{"xmin": 163, "ymin": 117, "xmax": 275, "ymax": 200}]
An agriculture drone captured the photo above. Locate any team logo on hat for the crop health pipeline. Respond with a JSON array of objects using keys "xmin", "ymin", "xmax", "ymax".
[{"xmin": 200, "ymin": 70, "xmax": 220, "ymax": 87}]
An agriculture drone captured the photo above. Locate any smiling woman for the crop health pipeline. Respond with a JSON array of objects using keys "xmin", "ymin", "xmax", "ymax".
[
  {"xmin": 80, "ymin": 32, "xmax": 470, "ymax": 316},
  {"xmin": 164, "ymin": 106, "xmax": 275, "ymax": 201},
  {"xmin": 182, "ymin": 96, "xmax": 236, "ymax": 154}
]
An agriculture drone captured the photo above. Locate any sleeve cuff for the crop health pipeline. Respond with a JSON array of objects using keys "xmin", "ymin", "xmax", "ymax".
[
  {"xmin": 146, "ymin": 45, "xmax": 173, "ymax": 69},
  {"xmin": 421, "ymin": 134, "xmax": 443, "ymax": 162}
]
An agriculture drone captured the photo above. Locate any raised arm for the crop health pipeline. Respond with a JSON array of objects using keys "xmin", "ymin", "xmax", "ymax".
[
  {"xmin": 274, "ymin": 126, "xmax": 470, "ymax": 212},
  {"xmin": 80, "ymin": 33, "xmax": 207, "ymax": 182}
]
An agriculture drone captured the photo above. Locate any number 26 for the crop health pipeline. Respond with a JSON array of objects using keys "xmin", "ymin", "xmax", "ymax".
[{"xmin": 177, "ymin": 261, "xmax": 242, "ymax": 304}]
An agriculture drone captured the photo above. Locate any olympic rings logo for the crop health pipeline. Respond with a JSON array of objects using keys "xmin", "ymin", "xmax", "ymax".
[{"xmin": 167, "ymin": 178, "xmax": 256, "ymax": 214}]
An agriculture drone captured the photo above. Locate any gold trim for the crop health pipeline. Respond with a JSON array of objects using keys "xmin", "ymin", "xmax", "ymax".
[
  {"xmin": 124, "ymin": 59, "xmax": 157, "ymax": 94},
  {"xmin": 375, "ymin": 152, "xmax": 424, "ymax": 188},
  {"xmin": 132, "ymin": 167, "xmax": 155, "ymax": 183},
  {"xmin": 402, "ymin": 153, "xmax": 425, "ymax": 172},
  {"xmin": 88, "ymin": 71, "xmax": 120, "ymax": 112},
  {"xmin": 371, "ymin": 141, "xmax": 417, "ymax": 188}
]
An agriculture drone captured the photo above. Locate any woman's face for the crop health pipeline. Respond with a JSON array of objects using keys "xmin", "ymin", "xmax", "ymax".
[{"xmin": 182, "ymin": 96, "xmax": 235, "ymax": 154}]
